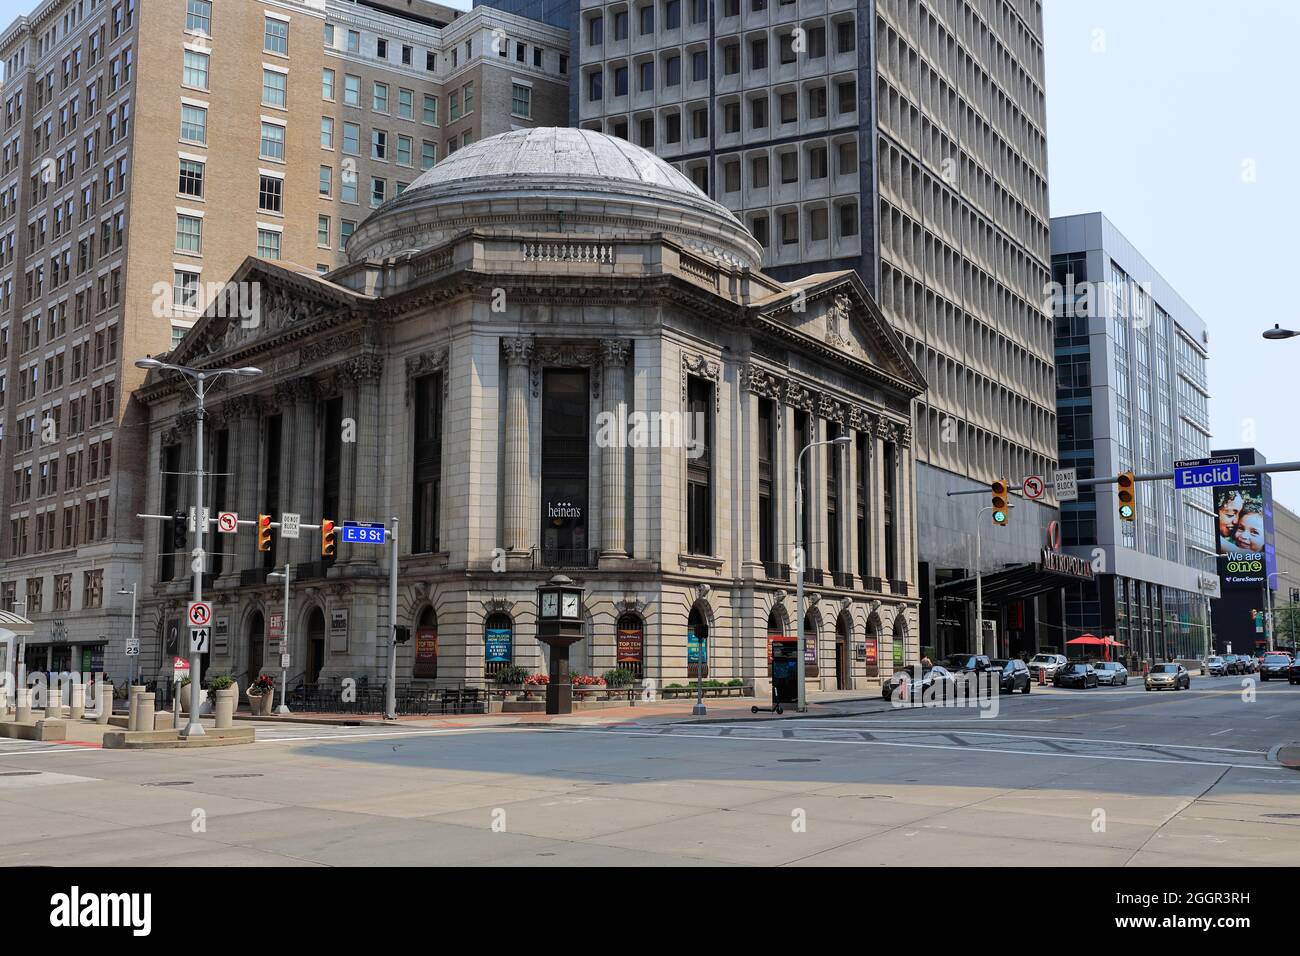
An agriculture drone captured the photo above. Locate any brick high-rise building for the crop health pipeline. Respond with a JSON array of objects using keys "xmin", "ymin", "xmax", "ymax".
[{"xmin": 0, "ymin": 0, "xmax": 567, "ymax": 679}]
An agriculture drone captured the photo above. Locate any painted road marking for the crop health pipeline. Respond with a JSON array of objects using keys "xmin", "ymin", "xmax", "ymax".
[
  {"xmin": 1209, "ymin": 728, "xmax": 1233, "ymax": 736},
  {"xmin": 544, "ymin": 727, "xmax": 1282, "ymax": 771}
]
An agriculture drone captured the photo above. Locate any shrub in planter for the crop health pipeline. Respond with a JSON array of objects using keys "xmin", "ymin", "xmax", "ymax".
[
  {"xmin": 493, "ymin": 665, "xmax": 531, "ymax": 686},
  {"xmin": 727, "ymin": 678, "xmax": 744, "ymax": 686},
  {"xmin": 602, "ymin": 668, "xmax": 636, "ymax": 688},
  {"xmin": 208, "ymin": 675, "xmax": 235, "ymax": 692},
  {"xmin": 571, "ymin": 674, "xmax": 605, "ymax": 687}
]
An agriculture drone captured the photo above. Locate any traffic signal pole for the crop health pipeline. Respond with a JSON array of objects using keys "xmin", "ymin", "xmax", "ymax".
[{"xmin": 386, "ymin": 518, "xmax": 399, "ymax": 721}]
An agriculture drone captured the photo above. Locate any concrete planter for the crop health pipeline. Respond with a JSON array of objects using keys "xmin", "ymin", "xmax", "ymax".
[
  {"xmin": 247, "ymin": 689, "xmax": 275, "ymax": 716},
  {"xmin": 178, "ymin": 688, "xmax": 211, "ymax": 716}
]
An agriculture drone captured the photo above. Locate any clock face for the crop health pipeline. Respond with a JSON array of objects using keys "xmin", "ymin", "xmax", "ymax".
[
  {"xmin": 541, "ymin": 593, "xmax": 559, "ymax": 617},
  {"xmin": 561, "ymin": 593, "xmax": 579, "ymax": 618}
]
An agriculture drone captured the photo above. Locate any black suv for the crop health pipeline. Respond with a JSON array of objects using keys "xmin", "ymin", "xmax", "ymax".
[
  {"xmin": 1260, "ymin": 653, "xmax": 1293, "ymax": 681},
  {"xmin": 990, "ymin": 658, "xmax": 1032, "ymax": 694},
  {"xmin": 1054, "ymin": 662, "xmax": 1099, "ymax": 688}
]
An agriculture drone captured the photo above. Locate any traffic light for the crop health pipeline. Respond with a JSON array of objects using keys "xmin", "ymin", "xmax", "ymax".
[
  {"xmin": 257, "ymin": 514, "xmax": 273, "ymax": 552},
  {"xmin": 171, "ymin": 511, "xmax": 187, "ymax": 550},
  {"xmin": 393, "ymin": 626, "xmax": 411, "ymax": 644},
  {"xmin": 990, "ymin": 480, "xmax": 1009, "ymax": 525},
  {"xmin": 1117, "ymin": 471, "xmax": 1136, "ymax": 522},
  {"xmin": 320, "ymin": 519, "xmax": 337, "ymax": 560}
]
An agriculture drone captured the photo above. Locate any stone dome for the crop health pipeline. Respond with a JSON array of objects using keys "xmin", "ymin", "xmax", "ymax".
[{"xmin": 346, "ymin": 127, "xmax": 762, "ymax": 269}]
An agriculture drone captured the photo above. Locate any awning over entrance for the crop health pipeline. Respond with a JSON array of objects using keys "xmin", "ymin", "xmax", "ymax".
[{"xmin": 935, "ymin": 563, "xmax": 1072, "ymax": 604}]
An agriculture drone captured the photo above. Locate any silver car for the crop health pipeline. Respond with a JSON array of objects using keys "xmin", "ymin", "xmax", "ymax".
[
  {"xmin": 1028, "ymin": 653, "xmax": 1067, "ymax": 681},
  {"xmin": 1093, "ymin": 661, "xmax": 1129, "ymax": 685}
]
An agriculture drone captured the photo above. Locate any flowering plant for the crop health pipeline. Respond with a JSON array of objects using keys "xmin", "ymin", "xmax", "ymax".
[
  {"xmin": 523, "ymin": 673, "xmax": 549, "ymax": 686},
  {"xmin": 250, "ymin": 674, "xmax": 275, "ymax": 692},
  {"xmin": 571, "ymin": 674, "xmax": 606, "ymax": 687}
]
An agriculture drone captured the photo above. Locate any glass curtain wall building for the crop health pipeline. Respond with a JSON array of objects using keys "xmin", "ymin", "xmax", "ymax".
[{"xmin": 1051, "ymin": 212, "xmax": 1215, "ymax": 663}]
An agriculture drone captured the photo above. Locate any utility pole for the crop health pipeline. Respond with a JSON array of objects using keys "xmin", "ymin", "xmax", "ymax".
[{"xmin": 385, "ymin": 517, "xmax": 399, "ymax": 720}]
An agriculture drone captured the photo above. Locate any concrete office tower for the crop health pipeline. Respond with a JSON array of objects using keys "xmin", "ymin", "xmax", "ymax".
[
  {"xmin": 546, "ymin": 0, "xmax": 1053, "ymax": 656},
  {"xmin": 1051, "ymin": 212, "xmax": 1216, "ymax": 662},
  {"xmin": 0, "ymin": 0, "xmax": 566, "ymax": 680}
]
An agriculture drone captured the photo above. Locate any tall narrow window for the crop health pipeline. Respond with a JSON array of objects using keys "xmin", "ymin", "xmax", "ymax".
[
  {"xmin": 826, "ymin": 422, "xmax": 841, "ymax": 575},
  {"xmin": 686, "ymin": 377, "xmax": 713, "ymax": 555},
  {"xmin": 883, "ymin": 440, "xmax": 896, "ymax": 581},
  {"xmin": 757, "ymin": 397, "xmax": 775, "ymax": 565},
  {"xmin": 412, "ymin": 372, "xmax": 442, "ymax": 553},
  {"xmin": 794, "ymin": 411, "xmax": 811, "ymax": 562},
  {"xmin": 540, "ymin": 369, "xmax": 590, "ymax": 564},
  {"xmin": 321, "ymin": 396, "xmax": 342, "ymax": 524},
  {"xmin": 263, "ymin": 415, "xmax": 281, "ymax": 569},
  {"xmin": 856, "ymin": 431, "xmax": 870, "ymax": 580}
]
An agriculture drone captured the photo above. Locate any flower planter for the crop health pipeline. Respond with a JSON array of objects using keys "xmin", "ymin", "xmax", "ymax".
[
  {"xmin": 178, "ymin": 688, "xmax": 211, "ymax": 716},
  {"xmin": 247, "ymin": 689, "xmax": 275, "ymax": 716}
]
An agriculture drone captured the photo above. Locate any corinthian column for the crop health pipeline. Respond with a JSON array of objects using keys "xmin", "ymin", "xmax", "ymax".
[
  {"xmin": 502, "ymin": 337, "xmax": 533, "ymax": 555},
  {"xmin": 275, "ymin": 377, "xmax": 318, "ymax": 565},
  {"xmin": 226, "ymin": 394, "xmax": 262, "ymax": 578},
  {"xmin": 600, "ymin": 340, "xmax": 629, "ymax": 560},
  {"xmin": 351, "ymin": 355, "xmax": 384, "ymax": 565}
]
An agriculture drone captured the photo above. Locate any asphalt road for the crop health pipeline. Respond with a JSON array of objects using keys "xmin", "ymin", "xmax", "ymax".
[{"xmin": 0, "ymin": 676, "xmax": 1296, "ymax": 866}]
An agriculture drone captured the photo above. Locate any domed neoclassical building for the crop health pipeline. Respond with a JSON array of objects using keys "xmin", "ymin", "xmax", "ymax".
[{"xmin": 136, "ymin": 128, "xmax": 924, "ymax": 697}]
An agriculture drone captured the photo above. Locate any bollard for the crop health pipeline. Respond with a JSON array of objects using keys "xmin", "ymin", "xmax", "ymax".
[
  {"xmin": 70, "ymin": 682, "xmax": 85, "ymax": 720},
  {"xmin": 15, "ymin": 686, "xmax": 32, "ymax": 723},
  {"xmin": 96, "ymin": 686, "xmax": 112, "ymax": 724},
  {"xmin": 128, "ymin": 685, "xmax": 146, "ymax": 731},
  {"xmin": 46, "ymin": 681, "xmax": 64, "ymax": 719},
  {"xmin": 135, "ymin": 692, "xmax": 155, "ymax": 735},
  {"xmin": 213, "ymin": 688, "xmax": 235, "ymax": 729}
]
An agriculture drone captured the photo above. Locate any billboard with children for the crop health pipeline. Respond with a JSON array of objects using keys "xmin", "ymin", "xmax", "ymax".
[{"xmin": 1213, "ymin": 447, "xmax": 1276, "ymax": 588}]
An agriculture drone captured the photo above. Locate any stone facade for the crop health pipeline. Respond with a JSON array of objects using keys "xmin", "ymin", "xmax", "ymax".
[{"xmin": 135, "ymin": 128, "xmax": 924, "ymax": 696}]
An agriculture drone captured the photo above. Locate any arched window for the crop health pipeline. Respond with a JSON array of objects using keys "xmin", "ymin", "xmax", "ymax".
[
  {"xmin": 415, "ymin": 606, "xmax": 438, "ymax": 679},
  {"xmin": 245, "ymin": 611, "xmax": 265, "ymax": 690},
  {"xmin": 687, "ymin": 605, "xmax": 708, "ymax": 678},
  {"xmin": 616, "ymin": 613, "xmax": 644, "ymax": 679},
  {"xmin": 766, "ymin": 606, "xmax": 789, "ymax": 676},
  {"xmin": 484, "ymin": 612, "xmax": 513, "ymax": 677},
  {"xmin": 892, "ymin": 614, "xmax": 907, "ymax": 669}
]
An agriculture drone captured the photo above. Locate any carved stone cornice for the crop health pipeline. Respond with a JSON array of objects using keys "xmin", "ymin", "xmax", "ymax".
[
  {"xmin": 403, "ymin": 347, "xmax": 448, "ymax": 403},
  {"xmin": 613, "ymin": 597, "xmax": 648, "ymax": 617},
  {"xmin": 740, "ymin": 363, "xmax": 782, "ymax": 400},
  {"xmin": 301, "ymin": 323, "xmax": 382, "ymax": 365},
  {"xmin": 529, "ymin": 343, "xmax": 601, "ymax": 399},
  {"xmin": 339, "ymin": 353, "xmax": 384, "ymax": 386},
  {"xmin": 176, "ymin": 410, "xmax": 197, "ymax": 433},
  {"xmin": 681, "ymin": 351, "xmax": 721, "ymax": 409},
  {"xmin": 740, "ymin": 363, "xmax": 909, "ymax": 440}
]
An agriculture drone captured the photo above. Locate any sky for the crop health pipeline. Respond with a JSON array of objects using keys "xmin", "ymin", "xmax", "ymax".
[{"xmin": 0, "ymin": 0, "xmax": 1293, "ymax": 496}]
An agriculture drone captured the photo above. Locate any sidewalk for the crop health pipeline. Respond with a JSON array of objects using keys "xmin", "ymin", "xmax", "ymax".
[{"xmin": 236, "ymin": 686, "xmax": 891, "ymax": 730}]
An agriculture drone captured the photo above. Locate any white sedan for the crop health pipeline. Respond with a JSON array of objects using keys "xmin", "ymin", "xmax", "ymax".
[{"xmin": 1093, "ymin": 661, "xmax": 1129, "ymax": 685}]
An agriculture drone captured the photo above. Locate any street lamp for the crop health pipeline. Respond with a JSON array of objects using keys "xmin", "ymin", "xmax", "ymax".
[
  {"xmin": 136, "ymin": 357, "xmax": 262, "ymax": 737},
  {"xmin": 117, "ymin": 584, "xmax": 137, "ymax": 687},
  {"xmin": 1262, "ymin": 324, "xmax": 1299, "ymax": 340},
  {"xmin": 1266, "ymin": 570, "xmax": 1289, "ymax": 653},
  {"xmin": 795, "ymin": 434, "xmax": 852, "ymax": 713},
  {"xmin": 974, "ymin": 503, "xmax": 1015, "ymax": 657},
  {"xmin": 266, "ymin": 565, "xmax": 293, "ymax": 714}
]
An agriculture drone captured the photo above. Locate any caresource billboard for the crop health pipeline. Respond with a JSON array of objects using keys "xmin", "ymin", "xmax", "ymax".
[{"xmin": 1212, "ymin": 447, "xmax": 1276, "ymax": 589}]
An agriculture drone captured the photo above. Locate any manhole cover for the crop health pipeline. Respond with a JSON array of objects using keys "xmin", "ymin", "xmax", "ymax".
[
  {"xmin": 0, "ymin": 771, "xmax": 39, "ymax": 777},
  {"xmin": 536, "ymin": 852, "xmax": 555, "ymax": 857},
  {"xmin": 144, "ymin": 781, "xmax": 193, "ymax": 787},
  {"xmin": 777, "ymin": 758, "xmax": 821, "ymax": 763},
  {"xmin": 213, "ymin": 773, "xmax": 263, "ymax": 779},
  {"xmin": 1263, "ymin": 813, "xmax": 1300, "ymax": 819}
]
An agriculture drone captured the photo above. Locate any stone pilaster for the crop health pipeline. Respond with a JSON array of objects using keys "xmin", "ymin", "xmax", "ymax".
[
  {"xmin": 275, "ymin": 378, "xmax": 318, "ymax": 565},
  {"xmin": 871, "ymin": 426, "xmax": 887, "ymax": 585},
  {"xmin": 502, "ymin": 337, "xmax": 532, "ymax": 555},
  {"xmin": 350, "ymin": 355, "xmax": 384, "ymax": 563},
  {"xmin": 599, "ymin": 339, "xmax": 629, "ymax": 560}
]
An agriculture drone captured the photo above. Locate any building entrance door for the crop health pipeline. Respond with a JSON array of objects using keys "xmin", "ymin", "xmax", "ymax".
[{"xmin": 306, "ymin": 609, "xmax": 325, "ymax": 683}]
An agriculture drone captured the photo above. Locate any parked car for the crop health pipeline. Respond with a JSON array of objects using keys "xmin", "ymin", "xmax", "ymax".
[
  {"xmin": 1205, "ymin": 656, "xmax": 1227, "ymax": 676},
  {"xmin": 881, "ymin": 665, "xmax": 955, "ymax": 700},
  {"xmin": 1054, "ymin": 662, "xmax": 1099, "ymax": 688},
  {"xmin": 1145, "ymin": 662, "xmax": 1190, "ymax": 691},
  {"xmin": 1028, "ymin": 653, "xmax": 1068, "ymax": 681},
  {"xmin": 1290, "ymin": 659, "xmax": 1300, "ymax": 685},
  {"xmin": 1259, "ymin": 653, "xmax": 1293, "ymax": 681},
  {"xmin": 941, "ymin": 654, "xmax": 994, "ymax": 674},
  {"xmin": 1093, "ymin": 661, "xmax": 1129, "ymax": 686},
  {"xmin": 1221, "ymin": 655, "xmax": 1243, "ymax": 675},
  {"xmin": 990, "ymin": 658, "xmax": 1032, "ymax": 694},
  {"xmin": 1239, "ymin": 656, "xmax": 1258, "ymax": 674}
]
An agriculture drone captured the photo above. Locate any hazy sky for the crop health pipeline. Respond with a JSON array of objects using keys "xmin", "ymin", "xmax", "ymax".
[{"xmin": 0, "ymin": 0, "xmax": 1292, "ymax": 497}]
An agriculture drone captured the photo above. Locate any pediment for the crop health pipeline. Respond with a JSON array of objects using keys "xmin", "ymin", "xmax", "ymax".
[
  {"xmin": 751, "ymin": 272, "xmax": 926, "ymax": 396},
  {"xmin": 167, "ymin": 258, "xmax": 372, "ymax": 367}
]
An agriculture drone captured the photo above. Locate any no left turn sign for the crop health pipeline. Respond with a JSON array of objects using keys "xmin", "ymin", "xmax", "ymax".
[
  {"xmin": 1022, "ymin": 475, "xmax": 1045, "ymax": 500},
  {"xmin": 217, "ymin": 511, "xmax": 238, "ymax": 533}
]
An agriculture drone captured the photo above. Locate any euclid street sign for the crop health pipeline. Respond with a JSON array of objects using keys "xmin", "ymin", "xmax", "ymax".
[{"xmin": 1174, "ymin": 455, "xmax": 1239, "ymax": 490}]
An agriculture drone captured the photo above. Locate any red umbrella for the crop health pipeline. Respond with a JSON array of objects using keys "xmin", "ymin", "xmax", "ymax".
[{"xmin": 1067, "ymin": 633, "xmax": 1108, "ymax": 661}]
